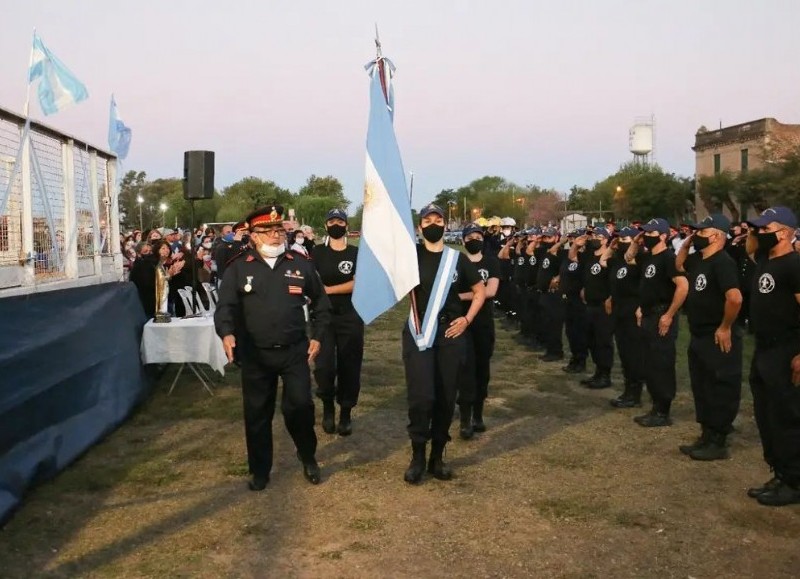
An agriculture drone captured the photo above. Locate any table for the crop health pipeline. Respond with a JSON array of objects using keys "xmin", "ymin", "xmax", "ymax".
[{"xmin": 140, "ymin": 315, "xmax": 228, "ymax": 395}]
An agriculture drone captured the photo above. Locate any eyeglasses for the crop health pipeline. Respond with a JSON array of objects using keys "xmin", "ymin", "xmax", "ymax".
[{"xmin": 253, "ymin": 228, "xmax": 286, "ymax": 238}]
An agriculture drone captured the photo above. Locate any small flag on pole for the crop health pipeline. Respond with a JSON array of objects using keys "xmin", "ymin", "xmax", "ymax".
[
  {"xmin": 352, "ymin": 37, "xmax": 419, "ymax": 325},
  {"xmin": 108, "ymin": 95, "xmax": 132, "ymax": 159},
  {"xmin": 28, "ymin": 32, "xmax": 89, "ymax": 116}
]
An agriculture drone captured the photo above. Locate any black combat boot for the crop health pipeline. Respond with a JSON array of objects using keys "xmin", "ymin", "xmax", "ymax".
[
  {"xmin": 337, "ymin": 406, "xmax": 352, "ymax": 436},
  {"xmin": 747, "ymin": 475, "xmax": 782, "ymax": 498},
  {"xmin": 472, "ymin": 400, "xmax": 486, "ymax": 432},
  {"xmin": 404, "ymin": 442, "xmax": 427, "ymax": 484},
  {"xmin": 586, "ymin": 369, "xmax": 611, "ymax": 390},
  {"xmin": 427, "ymin": 441, "xmax": 453, "ymax": 480},
  {"xmin": 562, "ymin": 358, "xmax": 586, "ymax": 374},
  {"xmin": 679, "ymin": 425, "xmax": 709, "ymax": 455},
  {"xmin": 459, "ymin": 404, "xmax": 474, "ymax": 440},
  {"xmin": 580, "ymin": 369, "xmax": 600, "ymax": 386},
  {"xmin": 689, "ymin": 431, "xmax": 729, "ymax": 461},
  {"xmin": 610, "ymin": 381, "xmax": 642, "ymax": 408},
  {"xmin": 321, "ymin": 400, "xmax": 336, "ymax": 434},
  {"xmin": 634, "ymin": 410, "xmax": 672, "ymax": 427}
]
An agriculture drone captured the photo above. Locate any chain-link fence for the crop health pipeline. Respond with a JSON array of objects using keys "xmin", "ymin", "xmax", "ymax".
[{"xmin": 0, "ymin": 105, "xmax": 118, "ymax": 292}]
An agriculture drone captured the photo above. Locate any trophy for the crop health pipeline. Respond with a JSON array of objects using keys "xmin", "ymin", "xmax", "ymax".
[{"xmin": 154, "ymin": 263, "xmax": 172, "ymax": 323}]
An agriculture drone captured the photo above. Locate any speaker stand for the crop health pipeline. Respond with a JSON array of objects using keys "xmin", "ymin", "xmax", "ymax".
[{"xmin": 190, "ymin": 199, "xmax": 199, "ymax": 315}]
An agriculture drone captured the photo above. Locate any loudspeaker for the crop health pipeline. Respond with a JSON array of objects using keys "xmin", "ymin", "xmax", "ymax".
[{"xmin": 183, "ymin": 150, "xmax": 215, "ymax": 200}]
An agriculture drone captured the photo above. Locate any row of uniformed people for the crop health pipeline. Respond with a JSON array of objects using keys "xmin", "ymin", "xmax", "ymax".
[{"xmin": 494, "ymin": 208, "xmax": 800, "ymax": 507}]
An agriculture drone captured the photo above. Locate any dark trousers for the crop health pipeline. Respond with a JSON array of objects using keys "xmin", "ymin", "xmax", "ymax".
[
  {"xmin": 613, "ymin": 305, "xmax": 645, "ymax": 386},
  {"xmin": 565, "ymin": 294, "xmax": 588, "ymax": 362},
  {"xmin": 641, "ymin": 309, "xmax": 679, "ymax": 414},
  {"xmin": 688, "ymin": 331, "xmax": 742, "ymax": 435},
  {"xmin": 515, "ymin": 284, "xmax": 528, "ymax": 332},
  {"xmin": 240, "ymin": 340, "xmax": 318, "ymax": 478},
  {"xmin": 749, "ymin": 337, "xmax": 800, "ymax": 485},
  {"xmin": 402, "ymin": 325, "xmax": 466, "ymax": 444},
  {"xmin": 458, "ymin": 323, "xmax": 496, "ymax": 405},
  {"xmin": 313, "ymin": 308, "xmax": 365, "ymax": 408},
  {"xmin": 520, "ymin": 287, "xmax": 538, "ymax": 337},
  {"xmin": 539, "ymin": 292, "xmax": 565, "ymax": 356},
  {"xmin": 497, "ymin": 276, "xmax": 514, "ymax": 313},
  {"xmin": 586, "ymin": 304, "xmax": 614, "ymax": 371}
]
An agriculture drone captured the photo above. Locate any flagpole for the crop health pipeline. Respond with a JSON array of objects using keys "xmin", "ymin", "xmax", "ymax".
[
  {"xmin": 23, "ymin": 28, "xmax": 36, "ymax": 117},
  {"xmin": 409, "ymin": 171, "xmax": 414, "ymax": 204}
]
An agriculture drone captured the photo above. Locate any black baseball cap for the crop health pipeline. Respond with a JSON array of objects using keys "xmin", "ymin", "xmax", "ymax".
[
  {"xmin": 462, "ymin": 223, "xmax": 483, "ymax": 237},
  {"xmin": 640, "ymin": 218, "xmax": 670, "ymax": 235},
  {"xmin": 419, "ymin": 203, "xmax": 445, "ymax": 219},
  {"xmin": 325, "ymin": 208, "xmax": 348, "ymax": 223}
]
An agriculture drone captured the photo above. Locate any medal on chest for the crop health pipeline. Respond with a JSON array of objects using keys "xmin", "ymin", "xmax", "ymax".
[{"xmin": 244, "ymin": 275, "xmax": 253, "ymax": 293}]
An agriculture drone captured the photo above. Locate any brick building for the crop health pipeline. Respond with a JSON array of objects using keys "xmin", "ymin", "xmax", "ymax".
[{"xmin": 692, "ymin": 117, "xmax": 800, "ymax": 219}]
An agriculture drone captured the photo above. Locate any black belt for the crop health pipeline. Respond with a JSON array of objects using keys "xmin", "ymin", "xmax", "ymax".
[
  {"xmin": 642, "ymin": 303, "xmax": 670, "ymax": 316},
  {"xmin": 755, "ymin": 331, "xmax": 800, "ymax": 348},
  {"xmin": 263, "ymin": 339, "xmax": 304, "ymax": 350}
]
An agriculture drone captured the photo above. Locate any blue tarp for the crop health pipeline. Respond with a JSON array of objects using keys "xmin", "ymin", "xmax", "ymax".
[{"xmin": 0, "ymin": 282, "xmax": 150, "ymax": 524}]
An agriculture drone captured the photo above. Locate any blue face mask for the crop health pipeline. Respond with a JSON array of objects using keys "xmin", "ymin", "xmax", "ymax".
[{"xmin": 222, "ymin": 233, "xmax": 235, "ymax": 243}]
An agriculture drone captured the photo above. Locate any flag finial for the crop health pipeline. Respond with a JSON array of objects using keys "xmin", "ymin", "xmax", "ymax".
[{"xmin": 374, "ymin": 23, "xmax": 382, "ymax": 59}]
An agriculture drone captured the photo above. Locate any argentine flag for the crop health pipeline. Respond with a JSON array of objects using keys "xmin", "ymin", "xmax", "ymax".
[
  {"xmin": 352, "ymin": 57, "xmax": 419, "ymax": 325},
  {"xmin": 108, "ymin": 95, "xmax": 132, "ymax": 159},
  {"xmin": 28, "ymin": 33, "xmax": 88, "ymax": 116}
]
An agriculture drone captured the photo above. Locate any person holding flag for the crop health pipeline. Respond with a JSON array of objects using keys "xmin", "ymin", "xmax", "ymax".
[{"xmin": 402, "ymin": 203, "xmax": 485, "ymax": 484}]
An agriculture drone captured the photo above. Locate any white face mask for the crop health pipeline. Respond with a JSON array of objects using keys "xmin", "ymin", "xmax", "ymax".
[
  {"xmin": 294, "ymin": 236, "xmax": 304, "ymax": 244},
  {"xmin": 202, "ymin": 242, "xmax": 212, "ymax": 249},
  {"xmin": 259, "ymin": 243, "xmax": 286, "ymax": 258},
  {"xmin": 502, "ymin": 228, "xmax": 512, "ymax": 236}
]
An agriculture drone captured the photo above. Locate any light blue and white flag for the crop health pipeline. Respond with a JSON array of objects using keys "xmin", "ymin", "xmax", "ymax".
[
  {"xmin": 352, "ymin": 55, "xmax": 419, "ymax": 325},
  {"xmin": 108, "ymin": 94, "xmax": 132, "ymax": 159},
  {"xmin": 28, "ymin": 32, "xmax": 88, "ymax": 116},
  {"xmin": 407, "ymin": 246, "xmax": 459, "ymax": 351}
]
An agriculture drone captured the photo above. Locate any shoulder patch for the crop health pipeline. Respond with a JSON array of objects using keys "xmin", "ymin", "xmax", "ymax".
[{"xmin": 245, "ymin": 255, "xmax": 255, "ymax": 262}]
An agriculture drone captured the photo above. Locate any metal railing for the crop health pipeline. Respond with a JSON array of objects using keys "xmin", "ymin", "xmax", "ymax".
[{"xmin": 0, "ymin": 105, "xmax": 120, "ymax": 294}]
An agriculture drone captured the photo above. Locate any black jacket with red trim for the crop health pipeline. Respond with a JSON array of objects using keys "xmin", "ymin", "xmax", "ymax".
[{"xmin": 214, "ymin": 247, "xmax": 331, "ymax": 348}]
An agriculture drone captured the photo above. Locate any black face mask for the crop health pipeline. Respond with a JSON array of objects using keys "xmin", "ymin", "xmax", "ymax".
[
  {"xmin": 679, "ymin": 232, "xmax": 687, "ymax": 239},
  {"xmin": 617, "ymin": 242, "xmax": 631, "ymax": 254},
  {"xmin": 757, "ymin": 231, "xmax": 780, "ymax": 251},
  {"xmin": 540, "ymin": 241, "xmax": 554, "ymax": 250},
  {"xmin": 464, "ymin": 239, "xmax": 483, "ymax": 255},
  {"xmin": 326, "ymin": 224, "xmax": 347, "ymax": 240},
  {"xmin": 692, "ymin": 234, "xmax": 711, "ymax": 251},
  {"xmin": 587, "ymin": 239, "xmax": 602, "ymax": 251},
  {"xmin": 421, "ymin": 224, "xmax": 445, "ymax": 243},
  {"xmin": 643, "ymin": 235, "xmax": 661, "ymax": 250}
]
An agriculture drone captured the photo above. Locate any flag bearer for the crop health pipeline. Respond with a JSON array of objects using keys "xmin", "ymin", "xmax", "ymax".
[{"xmin": 403, "ymin": 204, "xmax": 485, "ymax": 484}]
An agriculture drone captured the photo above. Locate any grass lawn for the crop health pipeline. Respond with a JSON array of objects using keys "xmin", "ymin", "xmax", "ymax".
[{"xmin": 0, "ymin": 305, "xmax": 797, "ymax": 578}]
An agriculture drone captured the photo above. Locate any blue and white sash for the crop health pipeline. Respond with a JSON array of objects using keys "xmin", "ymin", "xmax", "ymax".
[{"xmin": 408, "ymin": 246, "xmax": 459, "ymax": 351}]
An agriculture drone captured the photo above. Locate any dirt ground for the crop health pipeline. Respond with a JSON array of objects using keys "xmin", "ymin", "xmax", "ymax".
[{"xmin": 1, "ymin": 307, "xmax": 798, "ymax": 578}]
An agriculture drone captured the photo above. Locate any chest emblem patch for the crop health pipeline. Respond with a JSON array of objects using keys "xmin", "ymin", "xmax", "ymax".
[
  {"xmin": 758, "ymin": 273, "xmax": 775, "ymax": 294},
  {"xmin": 479, "ymin": 268, "xmax": 489, "ymax": 283},
  {"xmin": 517, "ymin": 257, "xmax": 525, "ymax": 266},
  {"xmin": 338, "ymin": 260, "xmax": 354, "ymax": 275},
  {"xmin": 616, "ymin": 267, "xmax": 627, "ymax": 279},
  {"xmin": 694, "ymin": 273, "xmax": 707, "ymax": 292},
  {"xmin": 568, "ymin": 262, "xmax": 578, "ymax": 272},
  {"xmin": 529, "ymin": 256, "xmax": 537, "ymax": 266},
  {"xmin": 542, "ymin": 258, "xmax": 550, "ymax": 269},
  {"xmin": 590, "ymin": 263, "xmax": 601, "ymax": 275},
  {"xmin": 645, "ymin": 264, "xmax": 657, "ymax": 279}
]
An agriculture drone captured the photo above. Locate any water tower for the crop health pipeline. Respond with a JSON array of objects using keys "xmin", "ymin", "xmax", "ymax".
[{"xmin": 629, "ymin": 115, "xmax": 655, "ymax": 165}]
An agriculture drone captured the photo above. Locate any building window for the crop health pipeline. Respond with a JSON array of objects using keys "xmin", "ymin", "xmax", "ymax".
[
  {"xmin": 714, "ymin": 153, "xmax": 721, "ymax": 175},
  {"xmin": 741, "ymin": 148, "xmax": 749, "ymax": 172}
]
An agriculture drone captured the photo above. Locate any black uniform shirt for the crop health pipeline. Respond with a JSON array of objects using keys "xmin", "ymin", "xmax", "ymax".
[
  {"xmin": 685, "ymin": 250, "xmax": 739, "ymax": 335},
  {"xmin": 464, "ymin": 253, "xmax": 501, "ymax": 327},
  {"xmin": 512, "ymin": 244, "xmax": 529, "ymax": 286},
  {"xmin": 311, "ymin": 243, "xmax": 358, "ymax": 311},
  {"xmin": 214, "ymin": 240, "xmax": 247, "ymax": 282},
  {"xmin": 535, "ymin": 249, "xmax": 562, "ymax": 292},
  {"xmin": 559, "ymin": 250, "xmax": 584, "ymax": 296},
  {"xmin": 215, "ymin": 248, "xmax": 331, "ymax": 347},
  {"xmin": 583, "ymin": 252, "xmax": 611, "ymax": 304},
  {"xmin": 415, "ymin": 245, "xmax": 482, "ymax": 321},
  {"xmin": 639, "ymin": 249, "xmax": 684, "ymax": 309},
  {"xmin": 749, "ymin": 251, "xmax": 800, "ymax": 336},
  {"xmin": 608, "ymin": 255, "xmax": 640, "ymax": 302}
]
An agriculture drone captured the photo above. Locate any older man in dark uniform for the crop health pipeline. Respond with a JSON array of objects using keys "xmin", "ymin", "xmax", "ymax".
[
  {"xmin": 744, "ymin": 206, "xmax": 800, "ymax": 506},
  {"xmin": 215, "ymin": 205, "xmax": 332, "ymax": 491}
]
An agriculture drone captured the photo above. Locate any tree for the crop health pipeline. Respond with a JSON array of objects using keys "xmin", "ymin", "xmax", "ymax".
[
  {"xmin": 297, "ymin": 175, "xmax": 349, "ymax": 209},
  {"xmin": 118, "ymin": 170, "xmax": 149, "ymax": 230},
  {"xmin": 215, "ymin": 177, "xmax": 293, "ymax": 223},
  {"xmin": 698, "ymin": 172, "xmax": 739, "ymax": 221}
]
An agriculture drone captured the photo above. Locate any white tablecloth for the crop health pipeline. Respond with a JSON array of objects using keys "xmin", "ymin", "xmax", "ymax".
[{"xmin": 140, "ymin": 315, "xmax": 227, "ymax": 375}]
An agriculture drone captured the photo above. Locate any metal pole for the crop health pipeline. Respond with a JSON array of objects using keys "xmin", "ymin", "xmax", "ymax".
[
  {"xmin": 190, "ymin": 199, "xmax": 198, "ymax": 314},
  {"xmin": 139, "ymin": 203, "xmax": 142, "ymax": 231},
  {"xmin": 408, "ymin": 171, "xmax": 414, "ymax": 204}
]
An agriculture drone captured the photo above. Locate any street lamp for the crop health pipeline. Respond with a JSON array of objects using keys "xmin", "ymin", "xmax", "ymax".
[
  {"xmin": 159, "ymin": 202, "xmax": 168, "ymax": 229},
  {"xmin": 136, "ymin": 195, "xmax": 144, "ymax": 231}
]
